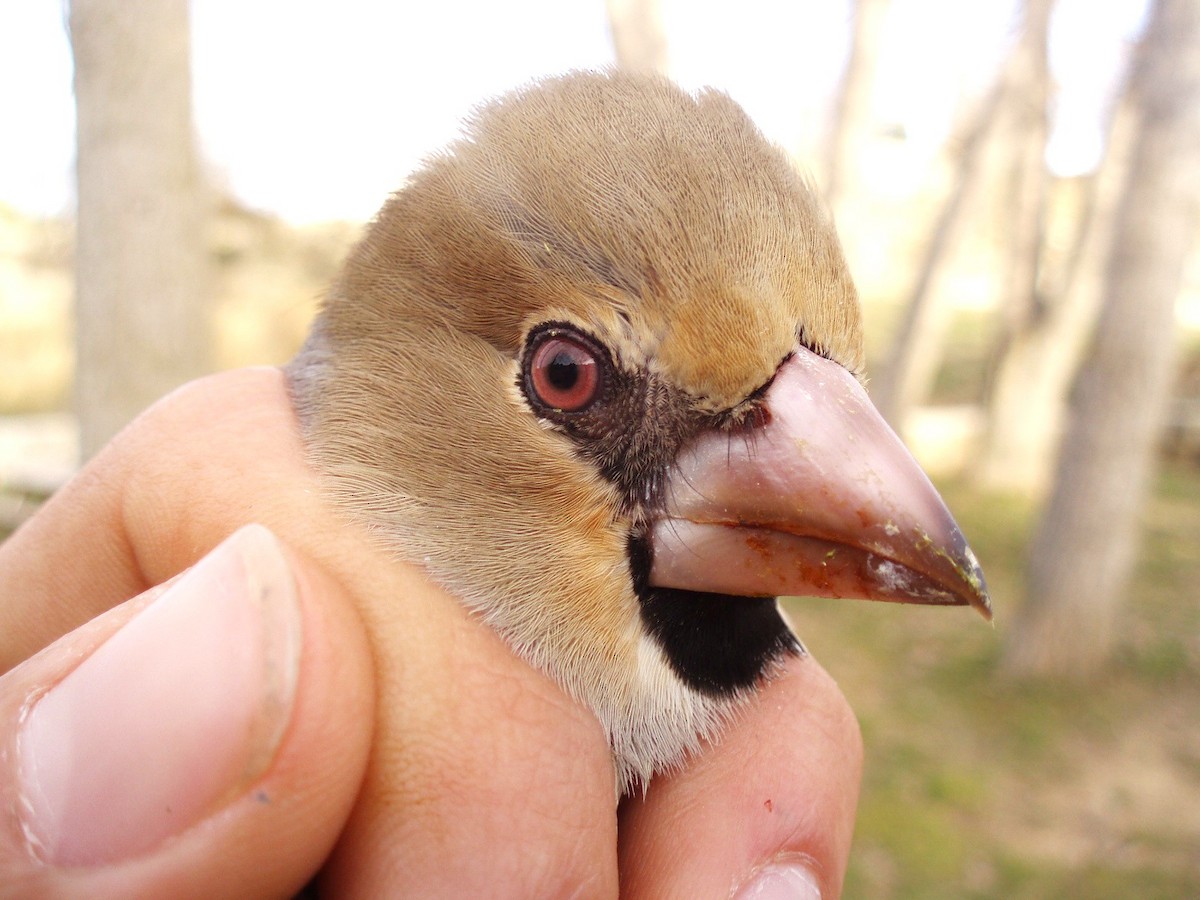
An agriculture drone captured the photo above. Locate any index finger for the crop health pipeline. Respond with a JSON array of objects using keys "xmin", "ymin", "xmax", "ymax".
[
  {"xmin": 0, "ymin": 368, "xmax": 319, "ymax": 670},
  {"xmin": 0, "ymin": 367, "xmax": 621, "ymax": 896}
]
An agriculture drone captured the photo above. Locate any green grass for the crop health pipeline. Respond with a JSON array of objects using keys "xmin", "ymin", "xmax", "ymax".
[{"xmin": 785, "ymin": 462, "xmax": 1200, "ymax": 899}]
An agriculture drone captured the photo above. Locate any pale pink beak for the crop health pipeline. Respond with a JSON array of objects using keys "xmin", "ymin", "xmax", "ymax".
[{"xmin": 649, "ymin": 347, "xmax": 992, "ymax": 618}]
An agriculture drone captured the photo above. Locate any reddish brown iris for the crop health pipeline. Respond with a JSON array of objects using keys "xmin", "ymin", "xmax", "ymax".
[{"xmin": 529, "ymin": 335, "xmax": 600, "ymax": 411}]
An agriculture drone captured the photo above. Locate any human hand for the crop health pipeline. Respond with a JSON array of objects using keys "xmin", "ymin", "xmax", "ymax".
[{"xmin": 0, "ymin": 367, "xmax": 862, "ymax": 897}]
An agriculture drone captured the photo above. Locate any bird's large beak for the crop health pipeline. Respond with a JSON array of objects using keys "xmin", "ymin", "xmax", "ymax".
[{"xmin": 649, "ymin": 347, "xmax": 992, "ymax": 619}]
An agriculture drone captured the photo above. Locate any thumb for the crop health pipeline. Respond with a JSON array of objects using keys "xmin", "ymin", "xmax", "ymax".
[{"xmin": 0, "ymin": 525, "xmax": 374, "ymax": 899}]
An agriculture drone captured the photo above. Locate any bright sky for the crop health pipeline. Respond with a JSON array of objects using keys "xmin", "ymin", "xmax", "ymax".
[{"xmin": 0, "ymin": 0, "xmax": 1148, "ymax": 223}]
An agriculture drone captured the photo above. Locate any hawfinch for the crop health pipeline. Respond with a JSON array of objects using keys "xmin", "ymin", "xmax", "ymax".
[{"xmin": 287, "ymin": 70, "xmax": 991, "ymax": 793}]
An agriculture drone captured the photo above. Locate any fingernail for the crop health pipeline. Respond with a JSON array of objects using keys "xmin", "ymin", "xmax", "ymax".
[
  {"xmin": 16, "ymin": 524, "xmax": 302, "ymax": 866},
  {"xmin": 736, "ymin": 860, "xmax": 822, "ymax": 900}
]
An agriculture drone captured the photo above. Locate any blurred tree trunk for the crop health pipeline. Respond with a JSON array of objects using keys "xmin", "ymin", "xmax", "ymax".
[
  {"xmin": 985, "ymin": 0, "xmax": 1054, "ymax": 380},
  {"xmin": 975, "ymin": 95, "xmax": 1137, "ymax": 491},
  {"xmin": 1003, "ymin": 0, "xmax": 1200, "ymax": 678},
  {"xmin": 605, "ymin": 0, "xmax": 669, "ymax": 74},
  {"xmin": 823, "ymin": 0, "xmax": 890, "ymax": 217},
  {"xmin": 70, "ymin": 0, "xmax": 210, "ymax": 460},
  {"xmin": 873, "ymin": 1, "xmax": 1056, "ymax": 432},
  {"xmin": 870, "ymin": 68, "xmax": 1007, "ymax": 429}
]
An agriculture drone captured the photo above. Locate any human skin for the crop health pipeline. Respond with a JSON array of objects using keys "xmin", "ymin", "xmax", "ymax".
[{"xmin": 0, "ymin": 367, "xmax": 862, "ymax": 898}]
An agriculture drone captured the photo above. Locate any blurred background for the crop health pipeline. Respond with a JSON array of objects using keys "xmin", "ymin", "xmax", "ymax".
[{"xmin": 1, "ymin": 0, "xmax": 1198, "ymax": 895}]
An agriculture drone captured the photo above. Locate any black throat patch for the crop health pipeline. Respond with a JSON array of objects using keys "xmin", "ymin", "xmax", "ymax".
[{"xmin": 626, "ymin": 534, "xmax": 803, "ymax": 696}]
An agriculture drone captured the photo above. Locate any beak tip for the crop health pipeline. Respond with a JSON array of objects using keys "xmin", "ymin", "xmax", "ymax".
[
  {"xmin": 965, "ymin": 581, "xmax": 993, "ymax": 622},
  {"xmin": 951, "ymin": 541, "xmax": 992, "ymax": 622},
  {"xmin": 964, "ymin": 575, "xmax": 993, "ymax": 624},
  {"xmin": 974, "ymin": 594, "xmax": 995, "ymax": 623}
]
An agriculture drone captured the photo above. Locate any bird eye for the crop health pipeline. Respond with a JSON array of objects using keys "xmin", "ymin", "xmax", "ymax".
[{"xmin": 527, "ymin": 332, "xmax": 602, "ymax": 412}]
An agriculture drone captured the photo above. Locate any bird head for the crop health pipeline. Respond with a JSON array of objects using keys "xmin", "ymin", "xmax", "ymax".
[{"xmin": 287, "ymin": 70, "xmax": 990, "ymax": 793}]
